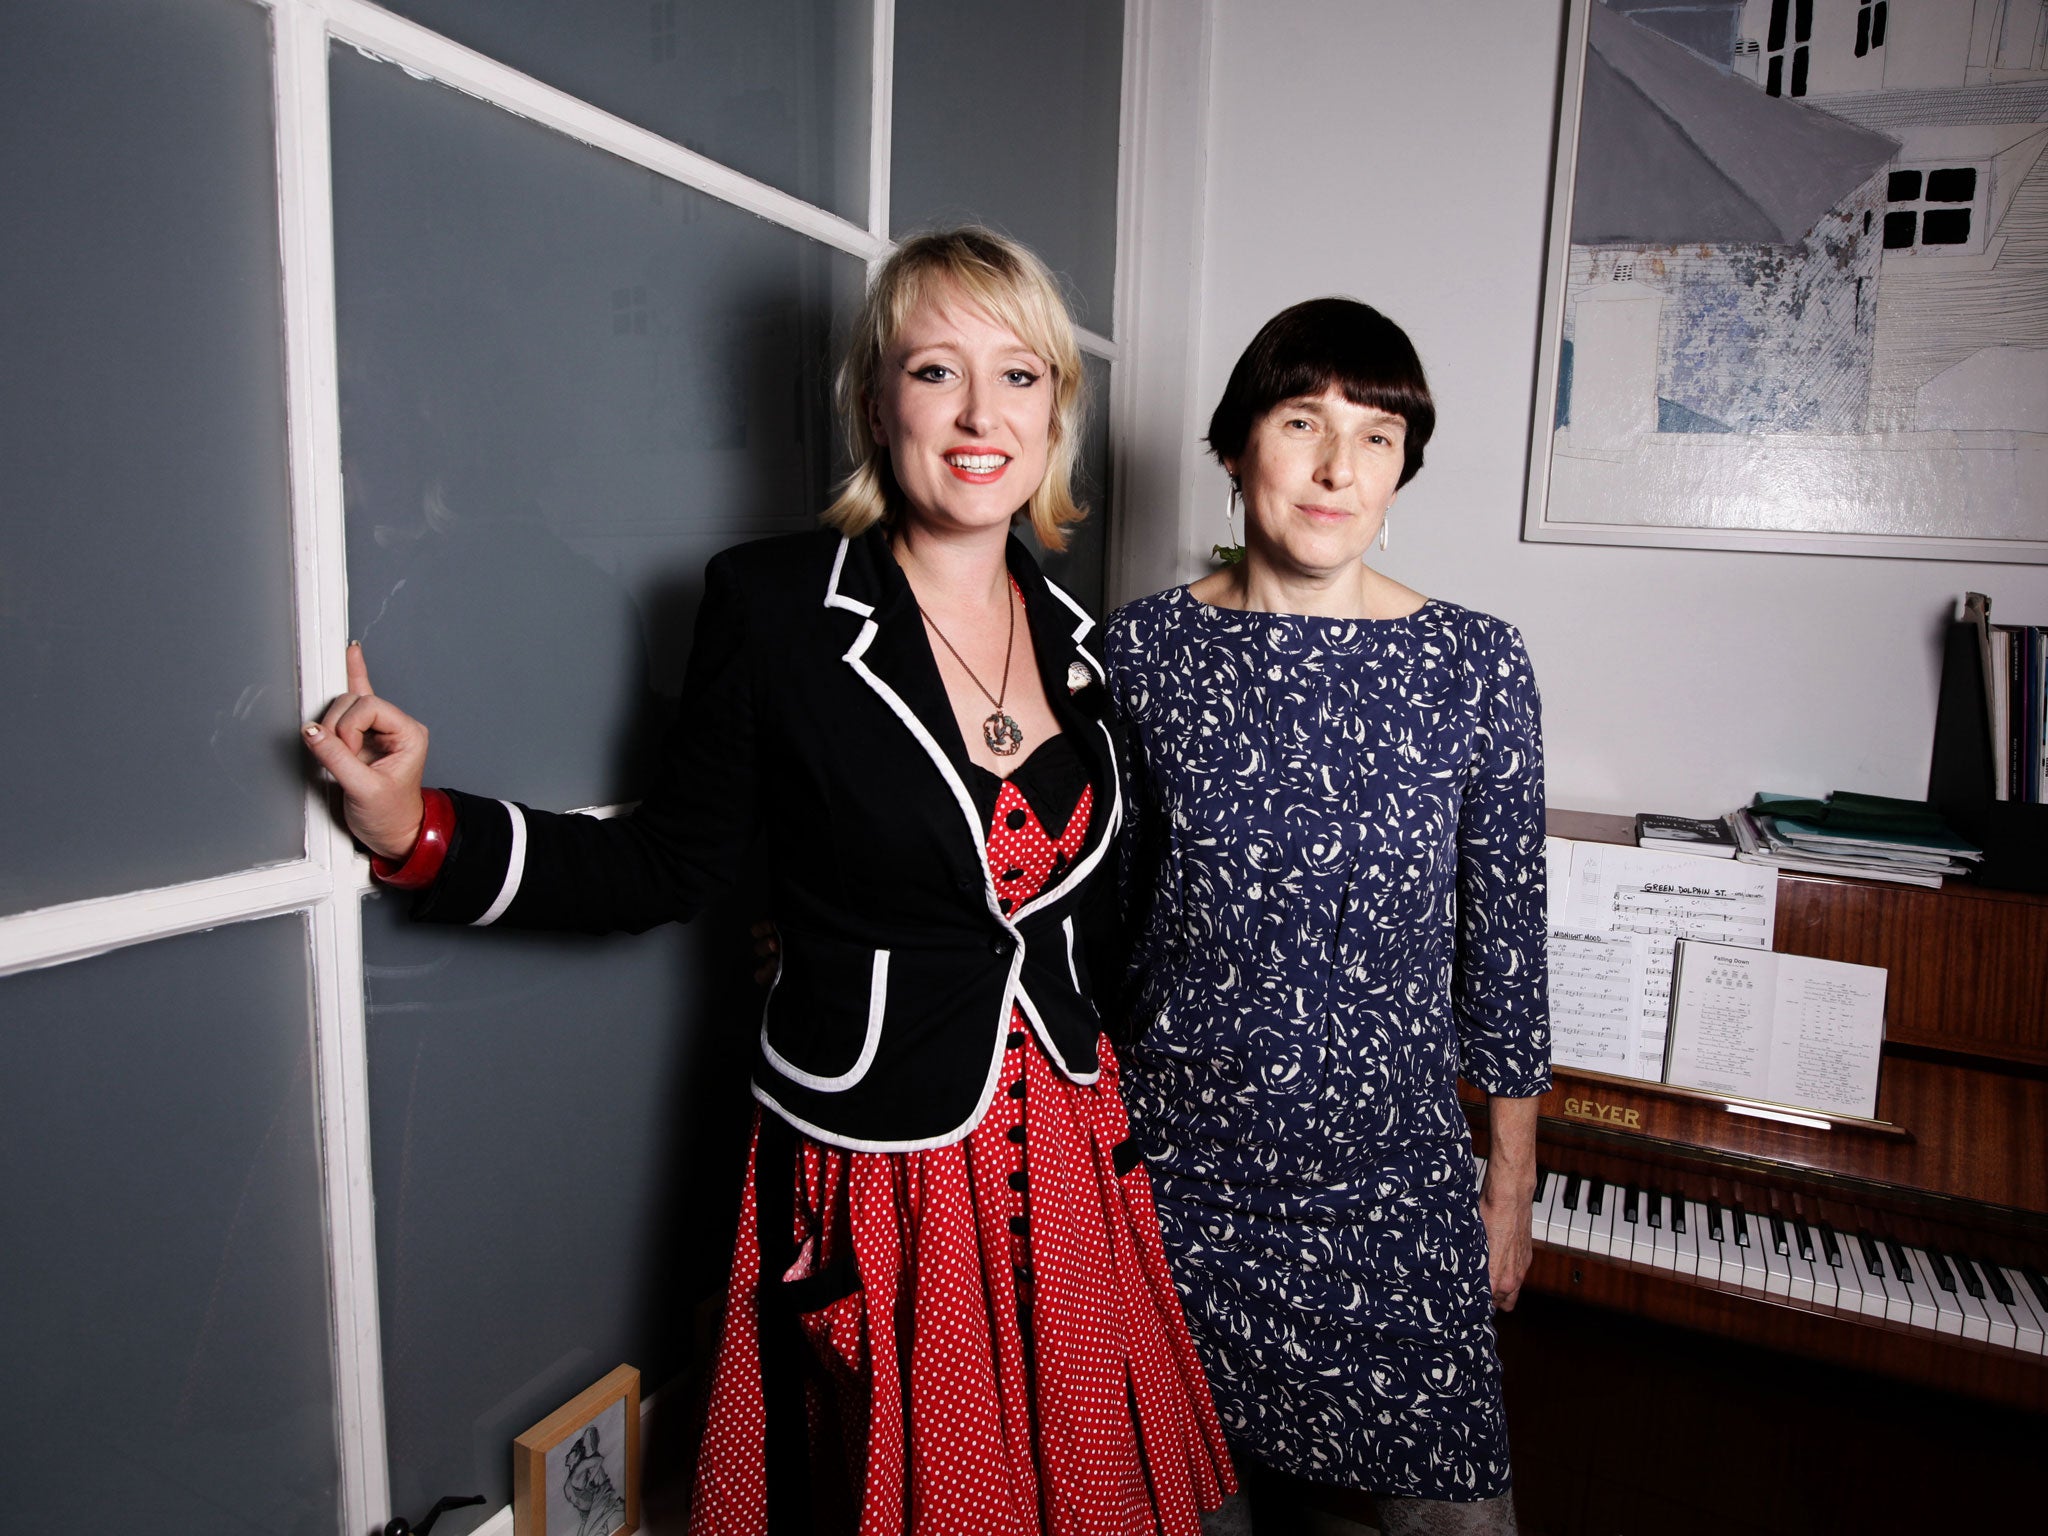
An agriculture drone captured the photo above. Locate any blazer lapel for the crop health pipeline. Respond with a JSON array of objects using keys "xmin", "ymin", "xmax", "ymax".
[{"xmin": 824, "ymin": 531, "xmax": 995, "ymax": 887}]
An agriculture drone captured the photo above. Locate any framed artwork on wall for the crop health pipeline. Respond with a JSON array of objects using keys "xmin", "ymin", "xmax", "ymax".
[{"xmin": 1524, "ymin": 0, "xmax": 2048, "ymax": 562}]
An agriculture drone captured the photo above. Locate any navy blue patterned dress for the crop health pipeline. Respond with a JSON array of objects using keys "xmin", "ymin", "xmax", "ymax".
[{"xmin": 1103, "ymin": 585, "xmax": 1551, "ymax": 1501}]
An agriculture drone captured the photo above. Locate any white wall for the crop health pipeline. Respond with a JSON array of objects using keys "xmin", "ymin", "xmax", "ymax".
[{"xmin": 1155, "ymin": 0, "xmax": 2048, "ymax": 817}]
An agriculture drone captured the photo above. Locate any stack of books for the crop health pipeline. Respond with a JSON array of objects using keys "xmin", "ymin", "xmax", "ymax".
[
  {"xmin": 1729, "ymin": 791, "xmax": 1983, "ymax": 888},
  {"xmin": 1964, "ymin": 593, "xmax": 2046, "ymax": 803}
]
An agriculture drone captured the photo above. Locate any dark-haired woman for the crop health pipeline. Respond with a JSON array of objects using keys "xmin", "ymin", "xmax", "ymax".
[{"xmin": 1105, "ymin": 300, "xmax": 1549, "ymax": 1535}]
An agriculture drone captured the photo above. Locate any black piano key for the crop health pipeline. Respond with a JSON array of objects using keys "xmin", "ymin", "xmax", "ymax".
[
  {"xmin": 1793, "ymin": 1218, "xmax": 1814, "ymax": 1261},
  {"xmin": 1951, "ymin": 1254, "xmax": 1986, "ymax": 1300},
  {"xmin": 1928, "ymin": 1250, "xmax": 1958, "ymax": 1293},
  {"xmin": 1982, "ymin": 1261, "xmax": 2014, "ymax": 1307},
  {"xmin": 1769, "ymin": 1214, "xmax": 1789, "ymax": 1255},
  {"xmin": 1646, "ymin": 1187, "xmax": 1664, "ymax": 1229},
  {"xmin": 1587, "ymin": 1181, "xmax": 1606, "ymax": 1217},
  {"xmin": 1706, "ymin": 1200, "xmax": 1725, "ymax": 1242},
  {"xmin": 1671, "ymin": 1198, "xmax": 1687, "ymax": 1235},
  {"xmin": 1532, "ymin": 1167, "xmax": 1550, "ymax": 1202},
  {"xmin": 1819, "ymin": 1224, "xmax": 1844, "ymax": 1268},
  {"xmin": 1875, "ymin": 1236, "xmax": 1908, "ymax": 1286},
  {"xmin": 1857, "ymin": 1230, "xmax": 1884, "ymax": 1277},
  {"xmin": 1562, "ymin": 1173, "xmax": 1582, "ymax": 1212},
  {"xmin": 1731, "ymin": 1202, "xmax": 1751, "ymax": 1247},
  {"xmin": 2027, "ymin": 1270, "xmax": 2048, "ymax": 1314},
  {"xmin": 1883, "ymin": 1237, "xmax": 1913, "ymax": 1285},
  {"xmin": 1623, "ymin": 1185, "xmax": 1640, "ymax": 1224}
]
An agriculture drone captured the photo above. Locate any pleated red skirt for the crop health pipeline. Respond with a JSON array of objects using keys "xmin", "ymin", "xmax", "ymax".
[{"xmin": 688, "ymin": 1015, "xmax": 1234, "ymax": 1535}]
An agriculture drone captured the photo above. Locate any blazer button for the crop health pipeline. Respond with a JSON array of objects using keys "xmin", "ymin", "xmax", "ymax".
[{"xmin": 990, "ymin": 937, "xmax": 1011, "ymax": 956}]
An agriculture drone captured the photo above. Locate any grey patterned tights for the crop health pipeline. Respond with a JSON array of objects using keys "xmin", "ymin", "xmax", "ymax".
[{"xmin": 1199, "ymin": 1461, "xmax": 1519, "ymax": 1535}]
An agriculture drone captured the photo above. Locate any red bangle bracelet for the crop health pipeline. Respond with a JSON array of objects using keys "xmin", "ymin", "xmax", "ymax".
[{"xmin": 370, "ymin": 787, "xmax": 455, "ymax": 890}]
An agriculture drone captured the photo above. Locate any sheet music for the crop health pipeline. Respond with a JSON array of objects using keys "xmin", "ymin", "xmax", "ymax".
[
  {"xmin": 1766, "ymin": 955, "xmax": 1887, "ymax": 1118},
  {"xmin": 1665, "ymin": 941, "xmax": 1887, "ymax": 1118},
  {"xmin": 1553, "ymin": 841, "xmax": 1777, "ymax": 1079},
  {"xmin": 1547, "ymin": 928, "xmax": 1642, "ymax": 1075}
]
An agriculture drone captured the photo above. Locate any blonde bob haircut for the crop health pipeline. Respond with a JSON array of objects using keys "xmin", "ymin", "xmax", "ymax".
[{"xmin": 823, "ymin": 227, "xmax": 1088, "ymax": 551}]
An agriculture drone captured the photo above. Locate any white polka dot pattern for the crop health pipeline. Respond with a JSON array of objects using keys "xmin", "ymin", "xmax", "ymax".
[{"xmin": 690, "ymin": 786, "xmax": 1234, "ymax": 1533}]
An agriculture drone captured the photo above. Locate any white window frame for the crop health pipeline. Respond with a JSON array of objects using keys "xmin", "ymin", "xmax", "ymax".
[{"xmin": 0, "ymin": 1, "xmax": 1144, "ymax": 1530}]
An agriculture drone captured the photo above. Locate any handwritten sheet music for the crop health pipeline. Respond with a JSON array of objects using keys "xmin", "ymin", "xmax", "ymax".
[
  {"xmin": 1548, "ymin": 840, "xmax": 1777, "ymax": 1080},
  {"xmin": 1664, "ymin": 940, "xmax": 1887, "ymax": 1118}
]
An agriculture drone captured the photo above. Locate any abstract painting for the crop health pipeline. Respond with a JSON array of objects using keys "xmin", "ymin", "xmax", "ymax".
[{"xmin": 1526, "ymin": 0, "xmax": 2048, "ymax": 561}]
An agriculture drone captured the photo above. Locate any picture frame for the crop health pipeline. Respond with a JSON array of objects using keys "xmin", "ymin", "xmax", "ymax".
[
  {"xmin": 1524, "ymin": 0, "xmax": 2048, "ymax": 563},
  {"xmin": 513, "ymin": 1365, "xmax": 640, "ymax": 1536}
]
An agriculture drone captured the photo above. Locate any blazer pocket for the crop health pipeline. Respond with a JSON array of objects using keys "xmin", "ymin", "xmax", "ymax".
[{"xmin": 759, "ymin": 933, "xmax": 890, "ymax": 1093}]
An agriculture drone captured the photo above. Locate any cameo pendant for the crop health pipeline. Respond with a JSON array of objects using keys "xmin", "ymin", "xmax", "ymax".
[{"xmin": 983, "ymin": 712, "xmax": 1025, "ymax": 756}]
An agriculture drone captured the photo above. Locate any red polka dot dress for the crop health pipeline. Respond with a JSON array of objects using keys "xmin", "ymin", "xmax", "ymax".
[{"xmin": 690, "ymin": 737, "xmax": 1234, "ymax": 1534}]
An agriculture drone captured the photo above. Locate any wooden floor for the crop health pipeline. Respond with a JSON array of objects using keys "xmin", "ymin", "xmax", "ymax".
[{"xmin": 1496, "ymin": 1291, "xmax": 2044, "ymax": 1535}]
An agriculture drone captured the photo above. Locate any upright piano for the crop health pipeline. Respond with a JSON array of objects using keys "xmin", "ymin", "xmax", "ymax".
[{"xmin": 1465, "ymin": 811, "xmax": 2047, "ymax": 1523}]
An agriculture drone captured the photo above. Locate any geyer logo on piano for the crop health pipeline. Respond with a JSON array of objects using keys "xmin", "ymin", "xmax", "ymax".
[{"xmin": 1561, "ymin": 1096, "xmax": 1643, "ymax": 1130}]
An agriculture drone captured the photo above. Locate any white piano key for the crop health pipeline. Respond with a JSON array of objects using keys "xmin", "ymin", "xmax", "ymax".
[
  {"xmin": 1735, "ymin": 1211, "xmax": 1770, "ymax": 1293},
  {"xmin": 1649, "ymin": 1194, "xmax": 1679, "ymax": 1271},
  {"xmin": 1584, "ymin": 1183, "xmax": 1618, "ymax": 1258},
  {"xmin": 1854, "ymin": 1239, "xmax": 1893, "ymax": 1320},
  {"xmin": 1915, "ymin": 1249, "xmax": 1968, "ymax": 1338},
  {"xmin": 1878, "ymin": 1243, "xmax": 1914, "ymax": 1326},
  {"xmin": 1564, "ymin": 1177, "xmax": 1596, "ymax": 1252},
  {"xmin": 1760, "ymin": 1228, "xmax": 1794, "ymax": 1297},
  {"xmin": 1673, "ymin": 1201, "xmax": 1704, "ymax": 1279},
  {"xmin": 1809, "ymin": 1232, "xmax": 1841, "ymax": 1312},
  {"xmin": 1998, "ymin": 1267, "xmax": 2048, "ymax": 1355},
  {"xmin": 1531, "ymin": 1179, "xmax": 1556, "ymax": 1253},
  {"xmin": 1970, "ymin": 1267, "xmax": 2018, "ymax": 1351},
  {"xmin": 1784, "ymin": 1243, "xmax": 1816, "ymax": 1304},
  {"xmin": 1626, "ymin": 1193, "xmax": 1657, "ymax": 1265},
  {"xmin": 1708, "ymin": 1207, "xmax": 1744, "ymax": 1285},
  {"xmin": 1950, "ymin": 1258, "xmax": 1994, "ymax": 1344},
  {"xmin": 1898, "ymin": 1246, "xmax": 1941, "ymax": 1333}
]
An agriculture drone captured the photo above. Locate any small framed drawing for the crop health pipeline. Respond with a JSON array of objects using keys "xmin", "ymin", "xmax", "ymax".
[
  {"xmin": 1524, "ymin": 0, "xmax": 2048, "ymax": 563},
  {"xmin": 513, "ymin": 1365, "xmax": 640, "ymax": 1536}
]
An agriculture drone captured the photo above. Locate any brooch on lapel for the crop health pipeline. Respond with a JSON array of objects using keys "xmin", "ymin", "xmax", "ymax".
[{"xmin": 1067, "ymin": 661, "xmax": 1094, "ymax": 694}]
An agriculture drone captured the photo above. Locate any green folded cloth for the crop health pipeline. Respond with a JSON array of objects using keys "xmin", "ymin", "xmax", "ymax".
[{"xmin": 1750, "ymin": 790, "xmax": 1956, "ymax": 837}]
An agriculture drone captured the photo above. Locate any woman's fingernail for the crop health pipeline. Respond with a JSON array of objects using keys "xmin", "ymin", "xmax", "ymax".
[{"xmin": 304, "ymin": 724, "xmax": 323, "ymax": 741}]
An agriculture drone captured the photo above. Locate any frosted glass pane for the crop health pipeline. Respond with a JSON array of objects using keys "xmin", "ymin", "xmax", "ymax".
[
  {"xmin": 363, "ymin": 892, "xmax": 759, "ymax": 1532},
  {"xmin": 0, "ymin": 0, "xmax": 301, "ymax": 914},
  {"xmin": 1035, "ymin": 353, "xmax": 1111, "ymax": 616},
  {"xmin": 891, "ymin": 0, "xmax": 1124, "ymax": 331},
  {"xmin": 0, "ymin": 919, "xmax": 338, "ymax": 1536},
  {"xmin": 331, "ymin": 46, "xmax": 865, "ymax": 810},
  {"xmin": 379, "ymin": 0, "xmax": 871, "ymax": 223}
]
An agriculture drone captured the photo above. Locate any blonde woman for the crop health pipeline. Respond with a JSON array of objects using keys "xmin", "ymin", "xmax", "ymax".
[{"xmin": 303, "ymin": 229, "xmax": 1231, "ymax": 1536}]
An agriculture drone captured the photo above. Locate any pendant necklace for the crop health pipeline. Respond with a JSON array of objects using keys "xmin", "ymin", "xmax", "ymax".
[{"xmin": 919, "ymin": 577, "xmax": 1025, "ymax": 757}]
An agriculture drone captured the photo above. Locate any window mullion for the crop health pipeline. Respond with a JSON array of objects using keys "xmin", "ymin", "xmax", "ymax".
[{"xmin": 272, "ymin": 1, "xmax": 390, "ymax": 1530}]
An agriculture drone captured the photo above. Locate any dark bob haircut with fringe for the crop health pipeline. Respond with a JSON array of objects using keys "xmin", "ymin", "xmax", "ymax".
[{"xmin": 1206, "ymin": 298, "xmax": 1435, "ymax": 488}]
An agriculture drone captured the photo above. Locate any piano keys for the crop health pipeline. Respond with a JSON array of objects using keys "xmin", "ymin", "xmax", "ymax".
[
  {"xmin": 1474, "ymin": 1154, "xmax": 2048, "ymax": 1369},
  {"xmin": 1465, "ymin": 810, "xmax": 2048, "ymax": 1423}
]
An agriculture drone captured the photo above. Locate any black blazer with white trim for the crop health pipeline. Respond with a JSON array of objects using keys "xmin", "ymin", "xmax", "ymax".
[{"xmin": 413, "ymin": 527, "xmax": 1122, "ymax": 1151}]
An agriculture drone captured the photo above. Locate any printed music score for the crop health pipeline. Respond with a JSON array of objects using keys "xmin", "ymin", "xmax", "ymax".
[
  {"xmin": 1547, "ymin": 839, "xmax": 1778, "ymax": 1080},
  {"xmin": 1664, "ymin": 939, "xmax": 1887, "ymax": 1119}
]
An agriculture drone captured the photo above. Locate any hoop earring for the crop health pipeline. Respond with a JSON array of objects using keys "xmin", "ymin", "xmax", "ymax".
[{"xmin": 1213, "ymin": 480, "xmax": 1246, "ymax": 566}]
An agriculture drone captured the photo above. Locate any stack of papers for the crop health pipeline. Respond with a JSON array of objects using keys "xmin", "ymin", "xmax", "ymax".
[{"xmin": 1730, "ymin": 791, "xmax": 1982, "ymax": 888}]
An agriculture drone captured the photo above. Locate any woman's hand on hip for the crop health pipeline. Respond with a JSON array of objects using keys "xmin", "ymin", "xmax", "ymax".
[{"xmin": 301, "ymin": 642, "xmax": 431, "ymax": 862}]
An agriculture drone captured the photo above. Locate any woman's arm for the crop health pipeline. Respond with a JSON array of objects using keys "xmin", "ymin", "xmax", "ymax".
[
  {"xmin": 1478, "ymin": 1093, "xmax": 1538, "ymax": 1309},
  {"xmin": 1452, "ymin": 620, "xmax": 1552, "ymax": 1309},
  {"xmin": 304, "ymin": 551, "xmax": 761, "ymax": 935}
]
